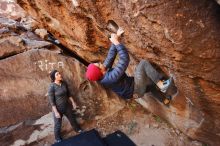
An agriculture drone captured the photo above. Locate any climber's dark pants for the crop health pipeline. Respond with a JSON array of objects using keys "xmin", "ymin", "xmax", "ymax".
[
  {"xmin": 53, "ymin": 105, "xmax": 81, "ymax": 141},
  {"xmin": 134, "ymin": 60, "xmax": 163, "ymax": 97}
]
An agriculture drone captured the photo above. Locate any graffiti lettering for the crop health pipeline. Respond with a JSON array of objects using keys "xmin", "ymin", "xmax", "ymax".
[{"xmin": 34, "ymin": 60, "xmax": 64, "ymax": 71}]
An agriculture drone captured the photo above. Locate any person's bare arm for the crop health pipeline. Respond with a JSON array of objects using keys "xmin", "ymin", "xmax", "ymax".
[
  {"xmin": 69, "ymin": 96, "xmax": 77, "ymax": 109},
  {"xmin": 52, "ymin": 106, "xmax": 61, "ymax": 118}
]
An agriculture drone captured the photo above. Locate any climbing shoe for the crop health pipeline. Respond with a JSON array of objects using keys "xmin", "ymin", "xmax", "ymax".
[{"xmin": 160, "ymin": 77, "xmax": 173, "ymax": 93}]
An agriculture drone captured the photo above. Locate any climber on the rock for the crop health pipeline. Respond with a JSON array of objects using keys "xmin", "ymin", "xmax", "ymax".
[
  {"xmin": 86, "ymin": 28, "xmax": 174, "ymax": 105},
  {"xmin": 48, "ymin": 70, "xmax": 83, "ymax": 143}
]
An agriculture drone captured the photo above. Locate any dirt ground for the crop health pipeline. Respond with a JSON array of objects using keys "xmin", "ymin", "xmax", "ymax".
[
  {"xmin": 81, "ymin": 101, "xmax": 204, "ymax": 146},
  {"xmin": 54, "ymin": 100, "xmax": 204, "ymax": 146},
  {"xmin": 1, "ymin": 100, "xmax": 205, "ymax": 146}
]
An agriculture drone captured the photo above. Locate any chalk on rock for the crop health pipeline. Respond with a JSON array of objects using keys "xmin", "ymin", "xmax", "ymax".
[
  {"xmin": 35, "ymin": 29, "xmax": 48, "ymax": 39},
  {"xmin": 72, "ymin": 0, "xmax": 79, "ymax": 7}
]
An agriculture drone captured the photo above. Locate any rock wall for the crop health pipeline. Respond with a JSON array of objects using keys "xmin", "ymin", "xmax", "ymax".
[
  {"xmin": 8, "ymin": 0, "xmax": 220, "ymax": 145},
  {"xmin": 0, "ymin": 0, "xmax": 26, "ymax": 19}
]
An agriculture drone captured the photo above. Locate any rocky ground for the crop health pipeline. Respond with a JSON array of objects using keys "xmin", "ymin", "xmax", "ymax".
[{"xmin": 0, "ymin": 101, "xmax": 204, "ymax": 146}]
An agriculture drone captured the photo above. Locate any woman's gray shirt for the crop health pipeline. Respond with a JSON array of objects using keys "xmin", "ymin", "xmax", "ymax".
[{"xmin": 48, "ymin": 82, "xmax": 70, "ymax": 112}]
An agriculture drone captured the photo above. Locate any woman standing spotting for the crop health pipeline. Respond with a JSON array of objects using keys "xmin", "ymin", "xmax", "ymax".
[{"xmin": 48, "ymin": 70, "xmax": 82, "ymax": 143}]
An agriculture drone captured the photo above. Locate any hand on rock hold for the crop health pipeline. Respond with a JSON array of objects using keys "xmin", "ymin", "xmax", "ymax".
[
  {"xmin": 110, "ymin": 33, "xmax": 120, "ymax": 45},
  {"xmin": 117, "ymin": 27, "xmax": 124, "ymax": 37}
]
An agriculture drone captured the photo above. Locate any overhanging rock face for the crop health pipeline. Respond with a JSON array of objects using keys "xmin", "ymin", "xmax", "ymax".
[{"xmin": 16, "ymin": 0, "xmax": 220, "ymax": 145}]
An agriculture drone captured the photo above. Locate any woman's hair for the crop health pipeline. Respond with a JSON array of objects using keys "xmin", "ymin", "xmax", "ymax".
[{"xmin": 50, "ymin": 70, "xmax": 58, "ymax": 82}]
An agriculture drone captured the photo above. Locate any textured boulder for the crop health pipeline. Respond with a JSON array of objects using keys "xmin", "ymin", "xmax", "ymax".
[
  {"xmin": 12, "ymin": 0, "xmax": 220, "ymax": 145},
  {"xmin": 0, "ymin": 0, "xmax": 26, "ymax": 19},
  {"xmin": 0, "ymin": 35, "xmax": 25, "ymax": 58},
  {"xmin": 0, "ymin": 17, "xmax": 52, "ymax": 59}
]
